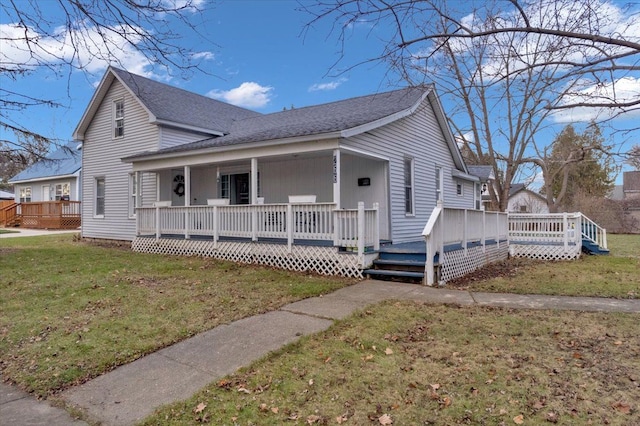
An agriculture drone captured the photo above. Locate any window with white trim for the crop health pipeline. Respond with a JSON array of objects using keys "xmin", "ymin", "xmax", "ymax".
[
  {"xmin": 54, "ymin": 183, "xmax": 71, "ymax": 201},
  {"xmin": 95, "ymin": 177, "xmax": 105, "ymax": 217},
  {"xmin": 456, "ymin": 182, "xmax": 463, "ymax": 196},
  {"xmin": 435, "ymin": 166, "xmax": 443, "ymax": 203},
  {"xmin": 129, "ymin": 173, "xmax": 138, "ymax": 217},
  {"xmin": 113, "ymin": 99, "xmax": 124, "ymax": 138},
  {"xmin": 19, "ymin": 187, "xmax": 32, "ymax": 203},
  {"xmin": 404, "ymin": 157, "xmax": 414, "ymax": 215}
]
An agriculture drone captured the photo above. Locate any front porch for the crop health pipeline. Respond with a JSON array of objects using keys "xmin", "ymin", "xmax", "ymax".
[{"xmin": 133, "ymin": 201, "xmax": 381, "ymax": 278}]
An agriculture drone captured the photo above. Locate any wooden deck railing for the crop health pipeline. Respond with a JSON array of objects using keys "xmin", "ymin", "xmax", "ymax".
[
  {"xmin": 136, "ymin": 201, "xmax": 380, "ymax": 255},
  {"xmin": 17, "ymin": 201, "xmax": 81, "ymax": 229},
  {"xmin": 0, "ymin": 202, "xmax": 19, "ymax": 227}
]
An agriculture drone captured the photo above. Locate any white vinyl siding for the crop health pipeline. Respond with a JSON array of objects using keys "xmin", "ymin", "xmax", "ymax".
[
  {"xmin": 82, "ymin": 80, "xmax": 159, "ymax": 240},
  {"xmin": 343, "ymin": 99, "xmax": 473, "ymax": 243},
  {"xmin": 159, "ymin": 126, "xmax": 213, "ymax": 149}
]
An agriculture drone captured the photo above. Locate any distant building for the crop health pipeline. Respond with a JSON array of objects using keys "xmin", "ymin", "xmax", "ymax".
[
  {"xmin": 0, "ymin": 190, "xmax": 14, "ymax": 200},
  {"xmin": 507, "ymin": 183, "xmax": 549, "ymax": 214}
]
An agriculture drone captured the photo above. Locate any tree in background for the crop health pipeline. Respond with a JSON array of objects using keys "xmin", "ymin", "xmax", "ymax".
[
  {"xmin": 537, "ymin": 123, "xmax": 614, "ymax": 212},
  {"xmin": 304, "ymin": 0, "xmax": 640, "ymax": 210},
  {"xmin": 0, "ymin": 134, "xmax": 48, "ymax": 191},
  {"xmin": 628, "ymin": 145, "xmax": 640, "ymax": 170},
  {"xmin": 1, "ymin": 0, "xmax": 211, "ymax": 175}
]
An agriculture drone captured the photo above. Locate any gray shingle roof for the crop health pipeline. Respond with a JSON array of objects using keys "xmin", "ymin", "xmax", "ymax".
[
  {"xmin": 111, "ymin": 67, "xmax": 261, "ymax": 134},
  {"xmin": 509, "ymin": 183, "xmax": 526, "ymax": 197},
  {"xmin": 9, "ymin": 141, "xmax": 82, "ymax": 183},
  {"xmin": 128, "ymin": 86, "xmax": 427, "ymax": 158},
  {"xmin": 467, "ymin": 165, "xmax": 494, "ymax": 181},
  {"xmin": 0, "ymin": 190, "xmax": 14, "ymax": 199}
]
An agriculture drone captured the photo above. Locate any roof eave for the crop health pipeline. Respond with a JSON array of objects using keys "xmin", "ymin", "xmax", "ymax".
[
  {"xmin": 9, "ymin": 171, "xmax": 80, "ymax": 184},
  {"xmin": 340, "ymin": 90, "xmax": 430, "ymax": 139},
  {"xmin": 121, "ymin": 131, "xmax": 343, "ymax": 163},
  {"xmin": 154, "ymin": 119, "xmax": 225, "ymax": 137}
]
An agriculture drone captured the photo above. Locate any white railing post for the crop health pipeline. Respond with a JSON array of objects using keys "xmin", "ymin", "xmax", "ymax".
[
  {"xmin": 563, "ymin": 212, "xmax": 569, "ymax": 252},
  {"xmin": 373, "ymin": 202, "xmax": 380, "ymax": 251},
  {"xmin": 463, "ymin": 209, "xmax": 468, "ymax": 256},
  {"xmin": 496, "ymin": 212, "xmax": 500, "ymax": 249},
  {"xmin": 213, "ymin": 206, "xmax": 218, "ymax": 249},
  {"xmin": 481, "ymin": 210, "xmax": 486, "ymax": 252},
  {"xmin": 357, "ymin": 202, "xmax": 365, "ymax": 260},
  {"xmin": 155, "ymin": 205, "xmax": 161, "ymax": 241},
  {"xmin": 251, "ymin": 205, "xmax": 257, "ymax": 242},
  {"xmin": 287, "ymin": 203, "xmax": 293, "ymax": 253}
]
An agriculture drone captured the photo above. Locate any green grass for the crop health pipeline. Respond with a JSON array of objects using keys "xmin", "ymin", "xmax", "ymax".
[
  {"xmin": 143, "ymin": 302, "xmax": 640, "ymax": 425},
  {"xmin": 0, "ymin": 235, "xmax": 355, "ymax": 397},
  {"xmin": 458, "ymin": 234, "xmax": 640, "ymax": 298},
  {"xmin": 0, "ymin": 229, "xmax": 19, "ymax": 234}
]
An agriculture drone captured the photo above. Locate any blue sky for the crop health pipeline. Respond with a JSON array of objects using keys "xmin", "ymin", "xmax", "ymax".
[{"xmin": 1, "ymin": 0, "xmax": 638, "ymax": 184}]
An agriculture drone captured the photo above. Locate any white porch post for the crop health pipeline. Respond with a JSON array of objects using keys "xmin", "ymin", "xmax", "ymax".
[
  {"xmin": 357, "ymin": 202, "xmax": 365, "ymax": 260},
  {"xmin": 135, "ymin": 171, "xmax": 141, "ymax": 236},
  {"xmin": 251, "ymin": 158, "xmax": 258, "ymax": 241},
  {"xmin": 184, "ymin": 165, "xmax": 191, "ymax": 239},
  {"xmin": 373, "ymin": 202, "xmax": 380, "ymax": 251},
  {"xmin": 563, "ymin": 212, "xmax": 569, "ymax": 252},
  {"xmin": 333, "ymin": 150, "xmax": 341, "ymax": 209}
]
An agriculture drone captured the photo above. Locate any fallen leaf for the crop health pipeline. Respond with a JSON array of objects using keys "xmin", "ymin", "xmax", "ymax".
[
  {"xmin": 271, "ymin": 406, "xmax": 279, "ymax": 414},
  {"xmin": 309, "ymin": 379, "xmax": 314, "ymax": 386},
  {"xmin": 237, "ymin": 387, "xmax": 251, "ymax": 394},
  {"xmin": 336, "ymin": 414, "xmax": 348, "ymax": 424},
  {"xmin": 307, "ymin": 414, "xmax": 321, "ymax": 424},
  {"xmin": 259, "ymin": 403, "xmax": 268, "ymax": 412},
  {"xmin": 611, "ymin": 401, "xmax": 631, "ymax": 414},
  {"xmin": 430, "ymin": 383, "xmax": 440, "ymax": 390},
  {"xmin": 379, "ymin": 413, "xmax": 393, "ymax": 425},
  {"xmin": 364, "ymin": 354, "xmax": 374, "ymax": 361},
  {"xmin": 513, "ymin": 414, "xmax": 524, "ymax": 424},
  {"xmin": 614, "ymin": 340, "xmax": 623, "ymax": 345},
  {"xmin": 441, "ymin": 396, "xmax": 452, "ymax": 407},
  {"xmin": 194, "ymin": 402, "xmax": 206, "ymax": 414},
  {"xmin": 546, "ymin": 411, "xmax": 558, "ymax": 423},
  {"xmin": 385, "ymin": 347, "xmax": 394, "ymax": 355}
]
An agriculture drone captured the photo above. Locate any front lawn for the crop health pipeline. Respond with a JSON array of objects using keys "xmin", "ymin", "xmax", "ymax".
[
  {"xmin": 0, "ymin": 234, "xmax": 355, "ymax": 397},
  {"xmin": 450, "ymin": 234, "xmax": 640, "ymax": 298},
  {"xmin": 143, "ymin": 302, "xmax": 640, "ymax": 425}
]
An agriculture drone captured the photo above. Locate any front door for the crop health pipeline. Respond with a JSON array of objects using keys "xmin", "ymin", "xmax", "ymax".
[
  {"xmin": 233, "ymin": 173, "xmax": 250, "ymax": 205},
  {"xmin": 42, "ymin": 185, "xmax": 50, "ymax": 201}
]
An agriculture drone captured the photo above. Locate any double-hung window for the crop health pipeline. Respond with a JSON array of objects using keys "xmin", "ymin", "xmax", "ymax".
[
  {"xmin": 129, "ymin": 173, "xmax": 138, "ymax": 217},
  {"xmin": 54, "ymin": 183, "xmax": 71, "ymax": 200},
  {"xmin": 20, "ymin": 187, "xmax": 32, "ymax": 203},
  {"xmin": 404, "ymin": 157, "xmax": 414, "ymax": 215},
  {"xmin": 114, "ymin": 100, "xmax": 124, "ymax": 138},
  {"xmin": 95, "ymin": 177, "xmax": 105, "ymax": 217}
]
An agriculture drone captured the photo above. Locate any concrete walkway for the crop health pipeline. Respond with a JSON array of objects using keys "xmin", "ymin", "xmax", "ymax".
[
  {"xmin": 0, "ymin": 228, "xmax": 80, "ymax": 238},
  {"xmin": 2, "ymin": 280, "xmax": 640, "ymax": 425}
]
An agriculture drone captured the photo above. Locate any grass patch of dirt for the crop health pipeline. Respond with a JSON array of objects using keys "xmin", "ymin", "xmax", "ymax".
[{"xmin": 143, "ymin": 301, "xmax": 640, "ymax": 425}]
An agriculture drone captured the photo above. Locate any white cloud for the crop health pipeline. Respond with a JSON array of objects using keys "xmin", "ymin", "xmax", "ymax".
[
  {"xmin": 191, "ymin": 51, "xmax": 215, "ymax": 61},
  {"xmin": 308, "ymin": 78, "xmax": 347, "ymax": 92},
  {"xmin": 207, "ymin": 82, "xmax": 274, "ymax": 108},
  {"xmin": 0, "ymin": 23, "xmax": 156, "ymax": 77},
  {"xmin": 552, "ymin": 76, "xmax": 640, "ymax": 123}
]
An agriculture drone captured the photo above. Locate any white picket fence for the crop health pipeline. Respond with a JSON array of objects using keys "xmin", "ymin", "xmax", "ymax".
[{"xmin": 136, "ymin": 201, "xmax": 380, "ymax": 256}]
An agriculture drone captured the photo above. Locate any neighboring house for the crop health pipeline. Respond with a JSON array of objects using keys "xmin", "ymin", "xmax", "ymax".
[
  {"xmin": 467, "ymin": 165, "xmax": 495, "ymax": 210},
  {"xmin": 622, "ymin": 171, "xmax": 640, "ymax": 200},
  {"xmin": 507, "ymin": 183, "xmax": 549, "ymax": 214},
  {"xmin": 74, "ymin": 67, "xmax": 479, "ymax": 244},
  {"xmin": 0, "ymin": 190, "xmax": 14, "ymax": 200},
  {"xmin": 8, "ymin": 141, "xmax": 82, "ymax": 203}
]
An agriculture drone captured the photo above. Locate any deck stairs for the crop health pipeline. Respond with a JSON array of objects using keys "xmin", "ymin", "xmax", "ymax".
[
  {"xmin": 581, "ymin": 216, "xmax": 609, "ymax": 255},
  {"xmin": 581, "ymin": 238, "xmax": 609, "ymax": 255},
  {"xmin": 363, "ymin": 241, "xmax": 437, "ymax": 283}
]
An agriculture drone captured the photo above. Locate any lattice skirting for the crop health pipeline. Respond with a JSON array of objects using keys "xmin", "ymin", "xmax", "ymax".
[
  {"xmin": 132, "ymin": 237, "xmax": 363, "ymax": 278},
  {"xmin": 440, "ymin": 243, "xmax": 510, "ymax": 283},
  {"xmin": 509, "ymin": 243, "xmax": 581, "ymax": 260}
]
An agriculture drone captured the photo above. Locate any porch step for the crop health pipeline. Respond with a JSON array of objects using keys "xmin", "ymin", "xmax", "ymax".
[
  {"xmin": 363, "ymin": 268, "xmax": 424, "ymax": 281},
  {"xmin": 582, "ymin": 239, "xmax": 610, "ymax": 255},
  {"xmin": 364, "ymin": 241, "xmax": 436, "ymax": 283}
]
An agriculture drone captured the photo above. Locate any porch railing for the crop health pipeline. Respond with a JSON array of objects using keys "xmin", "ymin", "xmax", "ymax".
[
  {"xmin": 422, "ymin": 203, "xmax": 509, "ymax": 286},
  {"xmin": 508, "ymin": 212, "xmax": 583, "ymax": 248},
  {"xmin": 0, "ymin": 202, "xmax": 19, "ymax": 227},
  {"xmin": 6, "ymin": 201, "xmax": 81, "ymax": 229},
  {"xmin": 580, "ymin": 213, "xmax": 607, "ymax": 250},
  {"xmin": 136, "ymin": 201, "xmax": 380, "ymax": 255}
]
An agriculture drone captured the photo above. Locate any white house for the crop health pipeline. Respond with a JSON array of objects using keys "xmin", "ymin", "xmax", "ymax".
[
  {"xmin": 74, "ymin": 67, "xmax": 482, "ymax": 277},
  {"xmin": 9, "ymin": 141, "xmax": 82, "ymax": 203},
  {"xmin": 507, "ymin": 183, "xmax": 549, "ymax": 214}
]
